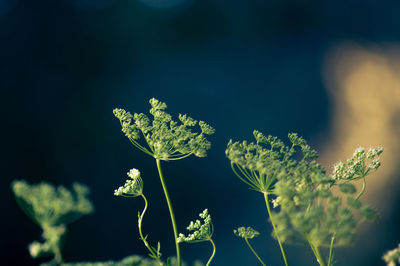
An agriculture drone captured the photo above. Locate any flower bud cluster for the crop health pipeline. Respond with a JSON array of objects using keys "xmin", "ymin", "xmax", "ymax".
[
  {"xmin": 114, "ymin": 168, "xmax": 143, "ymax": 197},
  {"xmin": 177, "ymin": 209, "xmax": 213, "ymax": 243},
  {"xmin": 234, "ymin": 227, "xmax": 260, "ymax": 239},
  {"xmin": 332, "ymin": 146, "xmax": 383, "ymax": 181}
]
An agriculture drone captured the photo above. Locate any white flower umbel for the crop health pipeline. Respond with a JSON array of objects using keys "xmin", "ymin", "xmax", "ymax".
[
  {"xmin": 114, "ymin": 168, "xmax": 143, "ymax": 197},
  {"xmin": 178, "ymin": 209, "xmax": 216, "ymax": 266}
]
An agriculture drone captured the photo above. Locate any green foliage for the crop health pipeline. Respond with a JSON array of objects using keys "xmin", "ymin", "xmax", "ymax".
[
  {"xmin": 114, "ymin": 168, "xmax": 163, "ymax": 265},
  {"xmin": 113, "ymin": 98, "xmax": 215, "ymax": 160},
  {"xmin": 114, "ymin": 98, "xmax": 215, "ymax": 266},
  {"xmin": 14, "ymin": 97, "xmax": 389, "ymax": 266},
  {"xmin": 227, "ymin": 131, "xmax": 384, "ymax": 266},
  {"xmin": 12, "ymin": 180, "xmax": 94, "ymax": 265},
  {"xmin": 12, "ymin": 180, "xmax": 94, "ymax": 226},
  {"xmin": 383, "ymin": 244, "xmax": 400, "ymax": 266}
]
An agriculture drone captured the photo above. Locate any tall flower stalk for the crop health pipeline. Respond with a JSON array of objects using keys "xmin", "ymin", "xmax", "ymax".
[{"xmin": 114, "ymin": 98, "xmax": 215, "ymax": 265}]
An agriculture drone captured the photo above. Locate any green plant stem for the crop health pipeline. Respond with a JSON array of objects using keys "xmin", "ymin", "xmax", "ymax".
[
  {"xmin": 310, "ymin": 243, "xmax": 326, "ymax": 266},
  {"xmin": 355, "ymin": 177, "xmax": 366, "ymax": 201},
  {"xmin": 245, "ymin": 238, "xmax": 266, "ymax": 266},
  {"xmin": 206, "ymin": 238, "xmax": 216, "ymax": 266},
  {"xmin": 156, "ymin": 159, "xmax": 181, "ymax": 266},
  {"xmin": 139, "ymin": 194, "xmax": 164, "ymax": 265},
  {"xmin": 52, "ymin": 245, "xmax": 63, "ymax": 265},
  {"xmin": 263, "ymin": 192, "xmax": 289, "ymax": 266},
  {"xmin": 328, "ymin": 233, "xmax": 335, "ymax": 266}
]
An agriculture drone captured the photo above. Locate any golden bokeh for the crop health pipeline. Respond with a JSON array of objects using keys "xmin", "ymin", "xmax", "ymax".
[{"xmin": 322, "ymin": 43, "xmax": 400, "ymax": 210}]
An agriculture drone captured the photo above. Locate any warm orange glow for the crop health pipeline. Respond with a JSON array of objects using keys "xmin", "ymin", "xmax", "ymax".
[{"xmin": 322, "ymin": 44, "xmax": 400, "ymax": 210}]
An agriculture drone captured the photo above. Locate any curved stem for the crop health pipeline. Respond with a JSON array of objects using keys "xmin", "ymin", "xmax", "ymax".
[
  {"xmin": 328, "ymin": 233, "xmax": 335, "ymax": 266},
  {"xmin": 139, "ymin": 194, "xmax": 164, "ymax": 265},
  {"xmin": 355, "ymin": 177, "xmax": 366, "ymax": 200},
  {"xmin": 245, "ymin": 238, "xmax": 266, "ymax": 266},
  {"xmin": 263, "ymin": 192, "xmax": 289, "ymax": 266},
  {"xmin": 206, "ymin": 238, "xmax": 216, "ymax": 266},
  {"xmin": 156, "ymin": 159, "xmax": 181, "ymax": 266}
]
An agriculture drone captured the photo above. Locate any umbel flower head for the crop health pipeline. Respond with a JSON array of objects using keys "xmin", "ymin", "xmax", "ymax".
[
  {"xmin": 177, "ymin": 209, "xmax": 214, "ymax": 243},
  {"xmin": 226, "ymin": 131, "xmax": 319, "ymax": 193},
  {"xmin": 12, "ymin": 180, "xmax": 94, "ymax": 262},
  {"xmin": 269, "ymin": 144, "xmax": 381, "ymax": 247},
  {"xmin": 332, "ymin": 146, "xmax": 383, "ymax": 181},
  {"xmin": 234, "ymin": 227, "xmax": 260, "ymax": 239},
  {"xmin": 227, "ymin": 131, "xmax": 383, "ymax": 248},
  {"xmin": 114, "ymin": 168, "xmax": 144, "ymax": 197},
  {"xmin": 114, "ymin": 98, "xmax": 215, "ymax": 161},
  {"xmin": 12, "ymin": 180, "xmax": 94, "ymax": 226}
]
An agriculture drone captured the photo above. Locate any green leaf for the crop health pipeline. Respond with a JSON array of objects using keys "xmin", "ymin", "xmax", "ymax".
[{"xmin": 338, "ymin": 183, "xmax": 357, "ymax": 194}]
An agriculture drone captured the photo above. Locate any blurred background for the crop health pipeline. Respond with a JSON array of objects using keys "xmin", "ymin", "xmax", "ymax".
[{"xmin": 2, "ymin": 0, "xmax": 400, "ymax": 265}]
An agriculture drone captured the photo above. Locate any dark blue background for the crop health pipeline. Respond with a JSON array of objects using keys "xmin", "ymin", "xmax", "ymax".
[{"xmin": 2, "ymin": 0, "xmax": 400, "ymax": 265}]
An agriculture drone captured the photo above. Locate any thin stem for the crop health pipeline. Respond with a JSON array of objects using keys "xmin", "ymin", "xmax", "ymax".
[
  {"xmin": 328, "ymin": 233, "xmax": 335, "ymax": 266},
  {"xmin": 231, "ymin": 163, "xmax": 258, "ymax": 190},
  {"xmin": 245, "ymin": 238, "xmax": 266, "ymax": 266},
  {"xmin": 309, "ymin": 242, "xmax": 326, "ymax": 266},
  {"xmin": 129, "ymin": 138, "xmax": 154, "ymax": 157},
  {"xmin": 355, "ymin": 177, "xmax": 366, "ymax": 201},
  {"xmin": 206, "ymin": 238, "xmax": 216, "ymax": 266},
  {"xmin": 263, "ymin": 192, "xmax": 289, "ymax": 266},
  {"xmin": 167, "ymin": 152, "xmax": 193, "ymax": 161},
  {"xmin": 139, "ymin": 194, "xmax": 164, "ymax": 265},
  {"xmin": 52, "ymin": 245, "xmax": 63, "ymax": 265},
  {"xmin": 156, "ymin": 159, "xmax": 181, "ymax": 266}
]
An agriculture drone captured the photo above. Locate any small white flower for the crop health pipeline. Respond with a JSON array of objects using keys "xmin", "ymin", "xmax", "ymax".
[{"xmin": 127, "ymin": 168, "xmax": 140, "ymax": 180}]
